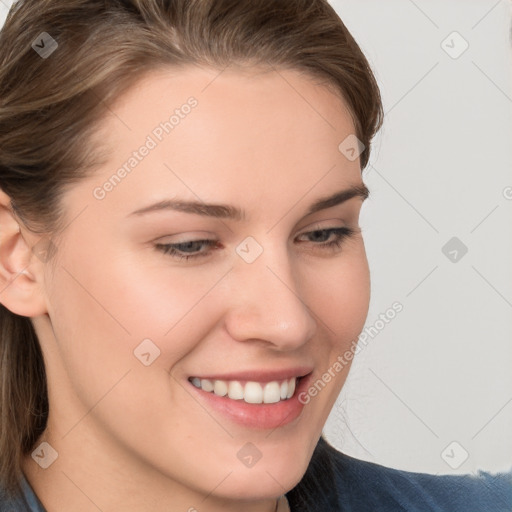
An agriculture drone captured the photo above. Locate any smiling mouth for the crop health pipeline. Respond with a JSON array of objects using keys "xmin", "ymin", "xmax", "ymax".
[{"xmin": 188, "ymin": 376, "xmax": 305, "ymax": 404}]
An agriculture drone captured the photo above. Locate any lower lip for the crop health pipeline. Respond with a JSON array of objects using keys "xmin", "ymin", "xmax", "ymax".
[{"xmin": 188, "ymin": 374, "xmax": 313, "ymax": 430}]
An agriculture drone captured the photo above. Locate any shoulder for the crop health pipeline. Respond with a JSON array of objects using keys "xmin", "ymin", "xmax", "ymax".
[{"xmin": 286, "ymin": 435, "xmax": 512, "ymax": 512}]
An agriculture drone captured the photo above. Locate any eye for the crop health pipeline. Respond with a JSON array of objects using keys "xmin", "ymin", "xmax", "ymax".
[
  {"xmin": 295, "ymin": 226, "xmax": 357, "ymax": 249},
  {"xmin": 154, "ymin": 226, "xmax": 359, "ymax": 261},
  {"xmin": 155, "ymin": 239, "xmax": 220, "ymax": 261}
]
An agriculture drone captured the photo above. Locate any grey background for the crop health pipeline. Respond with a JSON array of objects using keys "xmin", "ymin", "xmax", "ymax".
[
  {"xmin": 323, "ymin": 0, "xmax": 512, "ymax": 475},
  {"xmin": 1, "ymin": 0, "xmax": 511, "ymax": 475}
]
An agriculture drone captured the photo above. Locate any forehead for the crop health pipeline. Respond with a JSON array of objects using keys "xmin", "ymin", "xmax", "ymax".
[
  {"xmin": 100, "ymin": 64, "xmax": 356, "ymax": 156},
  {"xmin": 74, "ymin": 66, "xmax": 362, "ymax": 223}
]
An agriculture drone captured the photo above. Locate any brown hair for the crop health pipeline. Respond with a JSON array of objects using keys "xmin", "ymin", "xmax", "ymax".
[{"xmin": 0, "ymin": 0, "xmax": 383, "ymax": 497}]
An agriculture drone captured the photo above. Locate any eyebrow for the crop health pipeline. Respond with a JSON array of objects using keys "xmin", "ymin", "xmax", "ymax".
[{"xmin": 128, "ymin": 183, "xmax": 369, "ymax": 221}]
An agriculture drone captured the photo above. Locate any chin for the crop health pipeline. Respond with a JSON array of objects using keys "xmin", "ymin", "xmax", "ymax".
[
  {"xmin": 230, "ymin": 444, "xmax": 312, "ymax": 498},
  {"xmin": 215, "ymin": 466, "xmax": 306, "ymax": 501}
]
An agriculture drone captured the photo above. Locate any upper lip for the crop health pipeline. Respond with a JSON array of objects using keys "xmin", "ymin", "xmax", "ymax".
[{"xmin": 189, "ymin": 366, "xmax": 313, "ymax": 383}]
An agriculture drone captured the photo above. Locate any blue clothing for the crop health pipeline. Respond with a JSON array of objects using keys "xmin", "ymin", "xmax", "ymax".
[
  {"xmin": 1, "ymin": 435, "xmax": 511, "ymax": 511},
  {"xmin": 0, "ymin": 473, "xmax": 45, "ymax": 512},
  {"xmin": 286, "ymin": 436, "xmax": 512, "ymax": 511}
]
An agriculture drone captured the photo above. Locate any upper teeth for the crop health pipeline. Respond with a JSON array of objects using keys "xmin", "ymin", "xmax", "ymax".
[{"xmin": 190, "ymin": 377, "xmax": 297, "ymax": 404}]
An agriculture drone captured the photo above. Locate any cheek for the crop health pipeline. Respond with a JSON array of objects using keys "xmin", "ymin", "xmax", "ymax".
[
  {"xmin": 302, "ymin": 246, "xmax": 370, "ymax": 348},
  {"xmin": 45, "ymin": 244, "xmax": 228, "ymax": 396},
  {"xmin": 297, "ymin": 248, "xmax": 370, "ymax": 411}
]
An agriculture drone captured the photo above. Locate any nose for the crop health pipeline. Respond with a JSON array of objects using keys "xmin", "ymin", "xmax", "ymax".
[{"xmin": 223, "ymin": 245, "xmax": 317, "ymax": 351}]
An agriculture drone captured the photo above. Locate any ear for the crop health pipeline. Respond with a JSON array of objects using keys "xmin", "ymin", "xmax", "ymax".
[{"xmin": 0, "ymin": 188, "xmax": 48, "ymax": 317}]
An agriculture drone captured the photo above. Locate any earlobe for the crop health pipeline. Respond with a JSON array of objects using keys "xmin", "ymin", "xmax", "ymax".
[{"xmin": 0, "ymin": 189, "xmax": 48, "ymax": 317}]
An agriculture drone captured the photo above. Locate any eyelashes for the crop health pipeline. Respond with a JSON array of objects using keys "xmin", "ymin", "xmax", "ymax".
[{"xmin": 154, "ymin": 227, "xmax": 359, "ymax": 262}]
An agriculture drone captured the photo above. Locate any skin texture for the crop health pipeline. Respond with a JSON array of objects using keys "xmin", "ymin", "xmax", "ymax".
[{"xmin": 0, "ymin": 65, "xmax": 371, "ymax": 512}]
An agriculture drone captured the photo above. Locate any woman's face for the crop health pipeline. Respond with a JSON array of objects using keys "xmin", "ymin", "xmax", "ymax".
[{"xmin": 28, "ymin": 66, "xmax": 370, "ymax": 506}]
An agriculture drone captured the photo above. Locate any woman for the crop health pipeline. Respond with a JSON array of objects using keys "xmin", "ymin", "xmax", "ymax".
[{"xmin": 0, "ymin": 1, "xmax": 510, "ymax": 511}]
